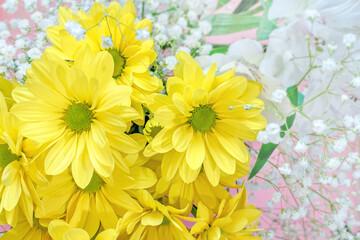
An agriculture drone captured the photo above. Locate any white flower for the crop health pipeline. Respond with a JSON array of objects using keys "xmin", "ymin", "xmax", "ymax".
[
  {"xmin": 327, "ymin": 43, "xmax": 337, "ymax": 55},
  {"xmin": 163, "ymin": 56, "xmax": 178, "ymax": 70},
  {"xmin": 257, "ymin": 130, "xmax": 270, "ymax": 144},
  {"xmin": 64, "ymin": 20, "xmax": 86, "ymax": 41},
  {"xmin": 31, "ymin": 12, "xmax": 43, "ymax": 24},
  {"xmin": 18, "ymin": 19, "xmax": 30, "ymax": 34},
  {"xmin": 177, "ymin": 17, "xmax": 187, "ymax": 29},
  {"xmin": 135, "ymin": 27, "xmax": 150, "ymax": 42},
  {"xmin": 101, "ymin": 36, "xmax": 114, "ymax": 48},
  {"xmin": 177, "ymin": 46, "xmax": 190, "ymax": 54},
  {"xmin": 304, "ymin": 9, "xmax": 320, "ymax": 21},
  {"xmin": 279, "ymin": 163, "xmax": 292, "ymax": 176},
  {"xmin": 271, "ymin": 89, "xmax": 287, "ymax": 103},
  {"xmin": 312, "ymin": 119, "xmax": 327, "ymax": 134},
  {"xmin": 2, "ymin": 0, "xmax": 19, "ymax": 14},
  {"xmin": 155, "ymin": 34, "xmax": 168, "ymax": 46},
  {"xmin": 294, "ymin": 141, "xmax": 308, "ymax": 153},
  {"xmin": 321, "ymin": 58, "xmax": 338, "ymax": 72},
  {"xmin": 326, "ymin": 157, "xmax": 341, "ymax": 171},
  {"xmin": 266, "ymin": 123, "xmax": 281, "ymax": 136},
  {"xmin": 146, "ymin": 0, "xmax": 159, "ymax": 10},
  {"xmin": 350, "ymin": 77, "xmax": 360, "ymax": 88},
  {"xmin": 0, "ymin": 30, "xmax": 10, "ymax": 40},
  {"xmin": 333, "ymin": 137, "xmax": 347, "ymax": 153},
  {"xmin": 199, "ymin": 20, "xmax": 212, "ymax": 35},
  {"xmin": 272, "ymin": 192, "xmax": 282, "ymax": 203},
  {"xmin": 343, "ymin": 115, "xmax": 354, "ymax": 128},
  {"xmin": 168, "ymin": 25, "xmax": 182, "ymax": 40},
  {"xmin": 199, "ymin": 44, "xmax": 212, "ymax": 55},
  {"xmin": 27, "ymin": 47, "xmax": 42, "ymax": 60},
  {"xmin": 343, "ymin": 33, "xmax": 356, "ymax": 48},
  {"xmin": 187, "ymin": 10, "xmax": 198, "ymax": 24},
  {"xmin": 341, "ymin": 94, "xmax": 349, "ymax": 103}
]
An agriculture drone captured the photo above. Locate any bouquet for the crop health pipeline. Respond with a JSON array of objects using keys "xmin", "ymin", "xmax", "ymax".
[{"xmin": 0, "ymin": 0, "xmax": 359, "ymax": 239}]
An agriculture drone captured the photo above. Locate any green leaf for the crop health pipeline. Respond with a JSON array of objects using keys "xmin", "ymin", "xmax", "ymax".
[
  {"xmin": 234, "ymin": 0, "xmax": 259, "ymax": 13},
  {"xmin": 217, "ymin": 0, "xmax": 231, "ymax": 9},
  {"xmin": 210, "ymin": 46, "xmax": 229, "ymax": 55},
  {"xmin": 249, "ymin": 85, "xmax": 304, "ymax": 179},
  {"xmin": 256, "ymin": 0, "xmax": 276, "ymax": 40},
  {"xmin": 248, "ymin": 143, "xmax": 278, "ymax": 180},
  {"xmin": 205, "ymin": 14, "xmax": 261, "ymax": 36},
  {"xmin": 286, "ymin": 86, "xmax": 304, "ymax": 107}
]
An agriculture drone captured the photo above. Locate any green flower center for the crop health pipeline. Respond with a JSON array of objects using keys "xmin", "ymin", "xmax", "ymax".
[
  {"xmin": 80, "ymin": 172, "xmax": 105, "ymax": 193},
  {"xmin": 64, "ymin": 102, "xmax": 94, "ymax": 133},
  {"xmin": 0, "ymin": 144, "xmax": 20, "ymax": 169},
  {"xmin": 149, "ymin": 125, "xmax": 163, "ymax": 139},
  {"xmin": 107, "ymin": 49, "xmax": 126, "ymax": 78},
  {"xmin": 188, "ymin": 105, "xmax": 217, "ymax": 133}
]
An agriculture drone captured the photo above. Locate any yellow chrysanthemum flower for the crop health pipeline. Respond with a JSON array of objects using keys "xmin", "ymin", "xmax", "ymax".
[
  {"xmin": 0, "ymin": 212, "xmax": 51, "ymax": 239},
  {"xmin": 36, "ymin": 164, "xmax": 157, "ymax": 238},
  {"xmin": 0, "ymin": 92, "xmax": 45, "ymax": 227},
  {"xmin": 44, "ymin": 0, "xmax": 163, "ymax": 124},
  {"xmin": 143, "ymin": 118, "xmax": 164, "ymax": 143},
  {"xmin": 190, "ymin": 185, "xmax": 262, "ymax": 240},
  {"xmin": 145, "ymin": 51, "xmax": 266, "ymax": 186},
  {"xmin": 155, "ymin": 173, "xmax": 231, "ymax": 214},
  {"xmin": 119, "ymin": 190, "xmax": 194, "ymax": 240},
  {"xmin": 11, "ymin": 48, "xmax": 143, "ymax": 188},
  {"xmin": 48, "ymin": 219, "xmax": 120, "ymax": 240}
]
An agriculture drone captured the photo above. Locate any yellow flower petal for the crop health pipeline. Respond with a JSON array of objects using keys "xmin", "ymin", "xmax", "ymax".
[
  {"xmin": 172, "ymin": 125, "xmax": 193, "ymax": 152},
  {"xmin": 96, "ymin": 192, "xmax": 118, "ymax": 229},
  {"xmin": 141, "ymin": 211, "xmax": 164, "ymax": 226},
  {"xmin": 48, "ymin": 220, "xmax": 71, "ymax": 240},
  {"xmin": 63, "ymin": 228, "xmax": 89, "ymax": 240},
  {"xmin": 185, "ymin": 131, "xmax": 205, "ymax": 170},
  {"xmin": 161, "ymin": 151, "xmax": 184, "ymax": 181}
]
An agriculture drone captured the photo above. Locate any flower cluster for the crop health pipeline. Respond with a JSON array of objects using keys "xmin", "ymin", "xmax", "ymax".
[{"xmin": 0, "ymin": 0, "xmax": 266, "ymax": 239}]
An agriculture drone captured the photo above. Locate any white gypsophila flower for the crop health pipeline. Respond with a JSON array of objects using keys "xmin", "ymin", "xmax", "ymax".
[
  {"xmin": 17, "ymin": 52, "xmax": 27, "ymax": 63},
  {"xmin": 304, "ymin": 9, "xmax": 320, "ymax": 21},
  {"xmin": 341, "ymin": 94, "xmax": 349, "ymax": 103},
  {"xmin": 24, "ymin": 0, "xmax": 37, "ymax": 12},
  {"xmin": 27, "ymin": 47, "xmax": 42, "ymax": 60},
  {"xmin": 101, "ymin": 36, "xmax": 114, "ymax": 48},
  {"xmin": 266, "ymin": 123, "xmax": 281, "ymax": 136},
  {"xmin": 326, "ymin": 157, "xmax": 341, "ymax": 171},
  {"xmin": 146, "ymin": 0, "xmax": 159, "ymax": 10},
  {"xmin": 163, "ymin": 56, "xmax": 178, "ymax": 70},
  {"xmin": 294, "ymin": 140, "xmax": 308, "ymax": 153},
  {"xmin": 187, "ymin": 10, "xmax": 198, "ymax": 24},
  {"xmin": 321, "ymin": 58, "xmax": 338, "ymax": 72},
  {"xmin": 0, "ymin": 22, "xmax": 7, "ymax": 32},
  {"xmin": 15, "ymin": 62, "xmax": 31, "ymax": 80},
  {"xmin": 332, "ymin": 137, "xmax": 347, "ymax": 153},
  {"xmin": 0, "ymin": 66, "xmax": 6, "ymax": 75},
  {"xmin": 279, "ymin": 163, "xmax": 292, "ymax": 176},
  {"xmin": 199, "ymin": 20, "xmax": 212, "ymax": 35},
  {"xmin": 343, "ymin": 115, "xmax": 354, "ymax": 128},
  {"xmin": 18, "ymin": 19, "xmax": 31, "ymax": 34},
  {"xmin": 343, "ymin": 33, "xmax": 356, "ymax": 48},
  {"xmin": 177, "ymin": 46, "xmax": 191, "ymax": 54},
  {"xmin": 271, "ymin": 89, "xmax": 287, "ymax": 103},
  {"xmin": 177, "ymin": 17, "xmax": 187, "ymax": 29},
  {"xmin": 64, "ymin": 20, "xmax": 86, "ymax": 41},
  {"xmin": 2, "ymin": 0, "xmax": 19, "ymax": 14},
  {"xmin": 158, "ymin": 13, "xmax": 169, "ymax": 26},
  {"xmin": 38, "ymin": 18, "xmax": 54, "ymax": 31},
  {"xmin": 312, "ymin": 119, "xmax": 327, "ymax": 134},
  {"xmin": 350, "ymin": 77, "xmax": 360, "ymax": 88},
  {"xmin": 31, "ymin": 12, "xmax": 43, "ymax": 24},
  {"xmin": 184, "ymin": 35, "xmax": 200, "ymax": 48},
  {"xmin": 1, "ymin": 45, "xmax": 16, "ymax": 62},
  {"xmin": 168, "ymin": 25, "xmax": 182, "ymax": 40},
  {"xmin": 199, "ymin": 44, "xmax": 212, "ymax": 55},
  {"xmin": 257, "ymin": 130, "xmax": 270, "ymax": 144},
  {"xmin": 272, "ymin": 192, "xmax": 282, "ymax": 203},
  {"xmin": 0, "ymin": 30, "xmax": 10, "ymax": 40},
  {"xmin": 155, "ymin": 34, "xmax": 168, "ymax": 46},
  {"xmin": 327, "ymin": 43, "xmax": 337, "ymax": 55}
]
